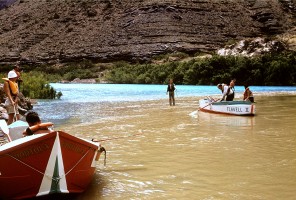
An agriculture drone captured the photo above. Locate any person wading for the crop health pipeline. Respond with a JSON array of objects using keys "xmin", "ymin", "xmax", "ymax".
[{"xmin": 167, "ymin": 79, "xmax": 176, "ymax": 106}]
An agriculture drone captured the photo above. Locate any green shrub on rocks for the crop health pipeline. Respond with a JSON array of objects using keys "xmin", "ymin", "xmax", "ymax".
[
  {"xmin": 105, "ymin": 52, "xmax": 296, "ymax": 86},
  {"xmin": 0, "ymin": 71, "xmax": 62, "ymax": 99},
  {"xmin": 21, "ymin": 72, "xmax": 62, "ymax": 99}
]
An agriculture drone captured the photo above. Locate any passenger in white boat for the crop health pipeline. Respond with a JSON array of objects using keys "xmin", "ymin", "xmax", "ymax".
[
  {"xmin": 217, "ymin": 83, "xmax": 234, "ymax": 101},
  {"xmin": 243, "ymin": 85, "xmax": 254, "ymax": 102},
  {"xmin": 23, "ymin": 111, "xmax": 53, "ymax": 136}
]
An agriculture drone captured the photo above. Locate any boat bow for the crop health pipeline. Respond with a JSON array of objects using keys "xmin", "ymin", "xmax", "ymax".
[{"xmin": 0, "ymin": 131, "xmax": 104, "ymax": 199}]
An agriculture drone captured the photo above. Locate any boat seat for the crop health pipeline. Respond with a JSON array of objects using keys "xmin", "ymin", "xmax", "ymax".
[{"xmin": 8, "ymin": 120, "xmax": 29, "ymax": 141}]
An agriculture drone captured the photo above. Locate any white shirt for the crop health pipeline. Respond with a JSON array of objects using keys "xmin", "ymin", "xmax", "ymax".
[{"xmin": 221, "ymin": 85, "xmax": 233, "ymax": 100}]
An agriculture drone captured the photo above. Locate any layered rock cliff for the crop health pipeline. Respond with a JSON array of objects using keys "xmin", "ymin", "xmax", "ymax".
[{"xmin": 0, "ymin": 0, "xmax": 295, "ymax": 65}]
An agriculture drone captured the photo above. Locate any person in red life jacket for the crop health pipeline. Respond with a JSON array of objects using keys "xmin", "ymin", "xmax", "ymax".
[
  {"xmin": 243, "ymin": 85, "xmax": 254, "ymax": 102},
  {"xmin": 166, "ymin": 79, "xmax": 176, "ymax": 106},
  {"xmin": 217, "ymin": 83, "xmax": 234, "ymax": 101},
  {"xmin": 23, "ymin": 111, "xmax": 53, "ymax": 136},
  {"xmin": 3, "ymin": 71, "xmax": 20, "ymax": 124}
]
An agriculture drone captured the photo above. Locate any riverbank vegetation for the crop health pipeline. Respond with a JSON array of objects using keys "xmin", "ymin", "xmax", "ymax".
[
  {"xmin": 20, "ymin": 72, "xmax": 62, "ymax": 99},
  {"xmin": 1, "ymin": 52, "xmax": 296, "ymax": 92},
  {"xmin": 25, "ymin": 51, "xmax": 296, "ymax": 86},
  {"xmin": 106, "ymin": 51, "xmax": 296, "ymax": 86},
  {"xmin": 0, "ymin": 71, "xmax": 62, "ymax": 99}
]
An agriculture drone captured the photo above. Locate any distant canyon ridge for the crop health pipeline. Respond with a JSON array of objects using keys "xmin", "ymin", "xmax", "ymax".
[{"xmin": 0, "ymin": 0, "xmax": 295, "ymax": 65}]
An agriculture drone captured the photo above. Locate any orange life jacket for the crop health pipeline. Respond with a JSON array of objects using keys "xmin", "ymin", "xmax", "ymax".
[{"xmin": 2, "ymin": 78, "xmax": 19, "ymax": 96}]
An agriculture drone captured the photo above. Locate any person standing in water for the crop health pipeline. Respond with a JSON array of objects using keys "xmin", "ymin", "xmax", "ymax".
[
  {"xmin": 3, "ymin": 71, "xmax": 20, "ymax": 124},
  {"xmin": 13, "ymin": 64, "xmax": 23, "ymax": 89},
  {"xmin": 229, "ymin": 78, "xmax": 236, "ymax": 99},
  {"xmin": 167, "ymin": 79, "xmax": 176, "ymax": 106}
]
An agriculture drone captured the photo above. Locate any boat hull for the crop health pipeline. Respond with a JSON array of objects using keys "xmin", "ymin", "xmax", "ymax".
[
  {"xmin": 0, "ymin": 131, "xmax": 102, "ymax": 199},
  {"xmin": 199, "ymin": 99, "xmax": 255, "ymax": 116}
]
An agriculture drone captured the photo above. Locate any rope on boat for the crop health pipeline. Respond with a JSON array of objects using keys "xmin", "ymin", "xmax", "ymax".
[
  {"xmin": 6, "ymin": 153, "xmax": 62, "ymax": 185},
  {"xmin": 99, "ymin": 146, "xmax": 107, "ymax": 166},
  {"xmin": 6, "ymin": 147, "xmax": 92, "ymax": 183},
  {"xmin": 64, "ymin": 148, "xmax": 91, "ymax": 176},
  {"xmin": 7, "ymin": 154, "xmax": 45, "ymax": 176}
]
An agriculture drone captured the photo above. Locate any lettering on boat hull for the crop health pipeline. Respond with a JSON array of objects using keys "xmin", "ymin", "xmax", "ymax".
[
  {"xmin": 226, "ymin": 107, "xmax": 251, "ymax": 113},
  {"xmin": 61, "ymin": 141, "xmax": 85, "ymax": 154},
  {"xmin": 227, "ymin": 107, "xmax": 243, "ymax": 112},
  {"xmin": 11, "ymin": 143, "xmax": 50, "ymax": 160}
]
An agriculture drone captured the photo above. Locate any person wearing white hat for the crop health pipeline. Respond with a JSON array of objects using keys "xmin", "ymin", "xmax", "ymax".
[
  {"xmin": 2, "ymin": 70, "xmax": 20, "ymax": 124},
  {"xmin": 217, "ymin": 83, "xmax": 234, "ymax": 101}
]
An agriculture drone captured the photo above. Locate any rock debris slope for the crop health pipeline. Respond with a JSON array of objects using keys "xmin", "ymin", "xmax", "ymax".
[{"xmin": 0, "ymin": 0, "xmax": 295, "ymax": 64}]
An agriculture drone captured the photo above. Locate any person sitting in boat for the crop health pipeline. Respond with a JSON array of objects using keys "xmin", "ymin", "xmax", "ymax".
[
  {"xmin": 243, "ymin": 85, "xmax": 254, "ymax": 102},
  {"xmin": 23, "ymin": 111, "xmax": 53, "ymax": 136},
  {"xmin": 217, "ymin": 83, "xmax": 234, "ymax": 101}
]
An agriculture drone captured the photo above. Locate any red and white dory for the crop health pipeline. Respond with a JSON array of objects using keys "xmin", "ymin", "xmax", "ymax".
[{"xmin": 0, "ymin": 119, "xmax": 105, "ymax": 199}]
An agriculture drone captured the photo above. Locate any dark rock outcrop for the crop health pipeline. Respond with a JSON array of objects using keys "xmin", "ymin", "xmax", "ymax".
[
  {"xmin": 0, "ymin": 83, "xmax": 33, "ymax": 116},
  {"xmin": 0, "ymin": 0, "xmax": 295, "ymax": 65},
  {"xmin": 0, "ymin": 0, "xmax": 17, "ymax": 10}
]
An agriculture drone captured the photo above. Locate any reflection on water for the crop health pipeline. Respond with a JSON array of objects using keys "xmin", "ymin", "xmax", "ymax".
[
  {"xmin": 195, "ymin": 111, "xmax": 256, "ymax": 127},
  {"xmin": 33, "ymin": 95, "xmax": 296, "ymax": 200}
]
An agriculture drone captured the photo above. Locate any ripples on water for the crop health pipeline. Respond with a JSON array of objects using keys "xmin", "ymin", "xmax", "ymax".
[{"xmin": 33, "ymin": 84, "xmax": 296, "ymax": 200}]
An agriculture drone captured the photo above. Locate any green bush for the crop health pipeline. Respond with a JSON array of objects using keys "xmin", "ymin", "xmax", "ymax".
[
  {"xmin": 105, "ymin": 52, "xmax": 296, "ymax": 86},
  {"xmin": 1, "ymin": 51, "xmax": 295, "ymax": 86},
  {"xmin": 20, "ymin": 72, "xmax": 62, "ymax": 99}
]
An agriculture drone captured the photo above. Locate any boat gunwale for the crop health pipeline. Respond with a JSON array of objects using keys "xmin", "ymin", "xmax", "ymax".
[
  {"xmin": 199, "ymin": 108, "xmax": 255, "ymax": 116},
  {"xmin": 0, "ymin": 131, "xmax": 100, "ymax": 154}
]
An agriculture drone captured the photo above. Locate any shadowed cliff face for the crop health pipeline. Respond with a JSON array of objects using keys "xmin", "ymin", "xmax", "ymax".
[
  {"xmin": 0, "ymin": 0, "xmax": 295, "ymax": 65},
  {"xmin": 0, "ymin": 0, "xmax": 17, "ymax": 10}
]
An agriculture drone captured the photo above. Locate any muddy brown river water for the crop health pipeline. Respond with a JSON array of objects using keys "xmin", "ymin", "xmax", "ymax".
[{"xmin": 42, "ymin": 94, "xmax": 295, "ymax": 200}]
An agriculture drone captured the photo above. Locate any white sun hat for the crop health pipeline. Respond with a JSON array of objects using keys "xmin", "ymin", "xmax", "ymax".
[{"xmin": 8, "ymin": 71, "xmax": 18, "ymax": 79}]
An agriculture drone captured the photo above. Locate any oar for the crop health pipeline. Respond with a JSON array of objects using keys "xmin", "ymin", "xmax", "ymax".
[
  {"xmin": 0, "ymin": 119, "xmax": 12, "ymax": 142},
  {"xmin": 13, "ymin": 105, "xmax": 17, "ymax": 122},
  {"xmin": 198, "ymin": 98, "xmax": 220, "ymax": 111},
  {"xmin": 189, "ymin": 110, "xmax": 198, "ymax": 118}
]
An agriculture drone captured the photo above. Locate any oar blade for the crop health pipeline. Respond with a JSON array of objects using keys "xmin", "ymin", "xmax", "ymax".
[{"xmin": 189, "ymin": 110, "xmax": 198, "ymax": 118}]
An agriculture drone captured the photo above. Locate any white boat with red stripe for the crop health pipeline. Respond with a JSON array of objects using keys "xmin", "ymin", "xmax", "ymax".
[{"xmin": 199, "ymin": 98, "xmax": 255, "ymax": 116}]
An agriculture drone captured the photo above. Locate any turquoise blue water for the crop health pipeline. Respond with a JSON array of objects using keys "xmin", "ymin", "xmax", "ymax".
[
  {"xmin": 49, "ymin": 83, "xmax": 296, "ymax": 102},
  {"xmin": 33, "ymin": 83, "xmax": 296, "ymax": 126}
]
